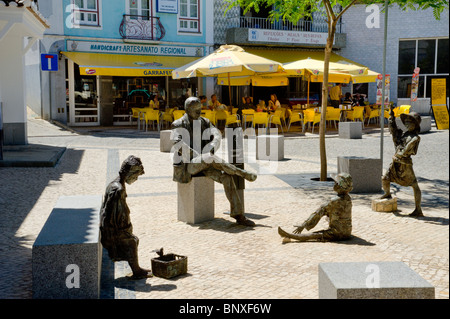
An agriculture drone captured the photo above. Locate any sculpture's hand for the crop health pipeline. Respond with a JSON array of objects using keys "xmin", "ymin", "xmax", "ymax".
[{"xmin": 293, "ymin": 226, "xmax": 304, "ymax": 234}]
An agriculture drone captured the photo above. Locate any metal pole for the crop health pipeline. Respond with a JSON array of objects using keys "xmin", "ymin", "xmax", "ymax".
[
  {"xmin": 0, "ymin": 101, "xmax": 3, "ymax": 160},
  {"xmin": 380, "ymin": 0, "xmax": 389, "ymax": 170}
]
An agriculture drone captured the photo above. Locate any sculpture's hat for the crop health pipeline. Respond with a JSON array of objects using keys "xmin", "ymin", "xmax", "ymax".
[
  {"xmin": 330, "ymin": 173, "xmax": 353, "ymax": 192},
  {"xmin": 400, "ymin": 112, "xmax": 421, "ymax": 130}
]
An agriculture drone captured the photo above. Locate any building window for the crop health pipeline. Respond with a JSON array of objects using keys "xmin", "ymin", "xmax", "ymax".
[
  {"xmin": 179, "ymin": 0, "xmax": 200, "ymax": 33},
  {"xmin": 128, "ymin": 0, "xmax": 150, "ymax": 20},
  {"xmin": 397, "ymin": 38, "xmax": 449, "ymax": 99},
  {"xmin": 73, "ymin": 0, "xmax": 100, "ymax": 26}
]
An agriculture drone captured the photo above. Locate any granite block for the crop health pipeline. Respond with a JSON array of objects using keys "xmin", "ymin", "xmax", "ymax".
[
  {"xmin": 339, "ymin": 122, "xmax": 362, "ymax": 139},
  {"xmin": 177, "ymin": 177, "xmax": 215, "ymax": 224},
  {"xmin": 319, "ymin": 262, "xmax": 435, "ymax": 299},
  {"xmin": 32, "ymin": 195, "xmax": 102, "ymax": 299},
  {"xmin": 256, "ymin": 135, "xmax": 284, "ymax": 161},
  {"xmin": 160, "ymin": 130, "xmax": 174, "ymax": 152},
  {"xmin": 372, "ymin": 197, "xmax": 397, "ymax": 212},
  {"xmin": 338, "ymin": 156, "xmax": 382, "ymax": 193}
]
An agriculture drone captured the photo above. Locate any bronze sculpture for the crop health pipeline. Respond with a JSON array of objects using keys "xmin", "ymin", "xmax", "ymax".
[
  {"xmin": 278, "ymin": 173, "xmax": 353, "ymax": 242},
  {"xmin": 381, "ymin": 106, "xmax": 423, "ymax": 217},
  {"xmin": 100, "ymin": 155, "xmax": 152, "ymax": 279},
  {"xmin": 171, "ymin": 97, "xmax": 257, "ymax": 226}
]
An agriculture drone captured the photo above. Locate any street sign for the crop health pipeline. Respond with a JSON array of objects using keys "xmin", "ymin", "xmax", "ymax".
[{"xmin": 41, "ymin": 54, "xmax": 59, "ymax": 71}]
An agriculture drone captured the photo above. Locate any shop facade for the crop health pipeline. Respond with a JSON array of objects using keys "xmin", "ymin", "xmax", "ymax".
[{"xmin": 38, "ymin": 0, "xmax": 214, "ymax": 126}]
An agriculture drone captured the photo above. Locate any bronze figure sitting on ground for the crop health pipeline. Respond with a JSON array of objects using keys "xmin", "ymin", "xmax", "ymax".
[
  {"xmin": 381, "ymin": 105, "xmax": 423, "ymax": 217},
  {"xmin": 100, "ymin": 155, "xmax": 152, "ymax": 279},
  {"xmin": 278, "ymin": 173, "xmax": 353, "ymax": 242}
]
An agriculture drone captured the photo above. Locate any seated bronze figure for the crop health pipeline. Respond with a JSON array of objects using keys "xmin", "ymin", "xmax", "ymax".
[{"xmin": 100, "ymin": 155, "xmax": 152, "ymax": 279}]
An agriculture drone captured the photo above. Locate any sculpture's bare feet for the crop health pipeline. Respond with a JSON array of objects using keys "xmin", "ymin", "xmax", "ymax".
[
  {"xmin": 409, "ymin": 208, "xmax": 424, "ymax": 217},
  {"xmin": 235, "ymin": 215, "xmax": 255, "ymax": 227},
  {"xmin": 243, "ymin": 172, "xmax": 257, "ymax": 182},
  {"xmin": 278, "ymin": 226, "xmax": 292, "ymax": 239},
  {"xmin": 380, "ymin": 193, "xmax": 392, "ymax": 199},
  {"xmin": 130, "ymin": 268, "xmax": 153, "ymax": 280}
]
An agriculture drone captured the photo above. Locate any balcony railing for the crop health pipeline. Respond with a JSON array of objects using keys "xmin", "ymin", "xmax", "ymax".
[
  {"xmin": 119, "ymin": 15, "xmax": 166, "ymax": 41},
  {"xmin": 230, "ymin": 16, "xmax": 344, "ymax": 33}
]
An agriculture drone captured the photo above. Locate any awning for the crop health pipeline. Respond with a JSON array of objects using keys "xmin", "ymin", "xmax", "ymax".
[
  {"xmin": 243, "ymin": 47, "xmax": 379, "ymax": 83},
  {"xmin": 62, "ymin": 52, "xmax": 200, "ymax": 77}
]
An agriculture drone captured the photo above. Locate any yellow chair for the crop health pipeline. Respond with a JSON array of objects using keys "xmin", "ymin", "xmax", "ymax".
[
  {"xmin": 287, "ymin": 111, "xmax": 303, "ymax": 132},
  {"xmin": 279, "ymin": 107, "xmax": 288, "ymax": 129},
  {"xmin": 173, "ymin": 110, "xmax": 185, "ymax": 121},
  {"xmin": 269, "ymin": 109, "xmax": 285, "ymax": 133},
  {"xmin": 161, "ymin": 108, "xmax": 175, "ymax": 128},
  {"xmin": 215, "ymin": 109, "xmax": 228, "ymax": 127},
  {"xmin": 398, "ymin": 105, "xmax": 411, "ymax": 115},
  {"xmin": 252, "ymin": 112, "xmax": 269, "ymax": 133},
  {"xmin": 326, "ymin": 107, "xmax": 341, "ymax": 129},
  {"xmin": 303, "ymin": 108, "xmax": 321, "ymax": 133},
  {"xmin": 142, "ymin": 108, "xmax": 160, "ymax": 131},
  {"xmin": 346, "ymin": 106, "xmax": 365, "ymax": 128},
  {"xmin": 365, "ymin": 107, "xmax": 380, "ymax": 125},
  {"xmin": 131, "ymin": 107, "xmax": 144, "ymax": 124},
  {"xmin": 242, "ymin": 109, "xmax": 255, "ymax": 129},
  {"xmin": 202, "ymin": 110, "xmax": 216, "ymax": 125}
]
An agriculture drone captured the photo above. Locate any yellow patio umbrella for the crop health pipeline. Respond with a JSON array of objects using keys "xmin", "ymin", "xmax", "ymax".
[
  {"xmin": 216, "ymin": 73, "xmax": 289, "ymax": 87},
  {"xmin": 172, "ymin": 45, "xmax": 285, "ymax": 105}
]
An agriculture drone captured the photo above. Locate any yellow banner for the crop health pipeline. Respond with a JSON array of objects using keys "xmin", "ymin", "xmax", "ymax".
[
  {"xmin": 431, "ymin": 78, "xmax": 447, "ymax": 106},
  {"xmin": 432, "ymin": 105, "xmax": 449, "ymax": 130}
]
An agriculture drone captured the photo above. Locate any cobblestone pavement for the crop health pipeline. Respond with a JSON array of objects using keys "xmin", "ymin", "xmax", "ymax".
[{"xmin": 0, "ymin": 119, "xmax": 448, "ymax": 299}]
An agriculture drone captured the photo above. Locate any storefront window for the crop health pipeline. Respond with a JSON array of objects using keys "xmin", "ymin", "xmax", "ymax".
[
  {"xmin": 168, "ymin": 77, "xmax": 197, "ymax": 108},
  {"xmin": 417, "ymin": 39, "xmax": 436, "ymax": 74},
  {"xmin": 437, "ymin": 39, "xmax": 449, "ymax": 74},
  {"xmin": 398, "ymin": 40, "xmax": 416, "ymax": 75},
  {"xmin": 398, "ymin": 75, "xmax": 424, "ymax": 99},
  {"xmin": 73, "ymin": 63, "xmax": 98, "ymax": 123}
]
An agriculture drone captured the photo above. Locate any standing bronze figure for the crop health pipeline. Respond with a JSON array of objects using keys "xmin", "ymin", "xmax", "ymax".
[
  {"xmin": 381, "ymin": 106, "xmax": 423, "ymax": 217},
  {"xmin": 278, "ymin": 173, "xmax": 353, "ymax": 242},
  {"xmin": 171, "ymin": 97, "xmax": 257, "ymax": 226},
  {"xmin": 100, "ymin": 155, "xmax": 152, "ymax": 279}
]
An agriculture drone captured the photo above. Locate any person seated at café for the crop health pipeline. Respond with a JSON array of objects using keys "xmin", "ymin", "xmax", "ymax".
[
  {"xmin": 208, "ymin": 94, "xmax": 221, "ymax": 111},
  {"xmin": 256, "ymin": 100, "xmax": 267, "ymax": 112},
  {"xmin": 199, "ymin": 95, "xmax": 208, "ymax": 109},
  {"xmin": 343, "ymin": 92, "xmax": 353, "ymax": 105},
  {"xmin": 353, "ymin": 93, "xmax": 367, "ymax": 106},
  {"xmin": 149, "ymin": 94, "xmax": 159, "ymax": 109},
  {"xmin": 268, "ymin": 94, "xmax": 281, "ymax": 112},
  {"xmin": 241, "ymin": 96, "xmax": 255, "ymax": 110}
]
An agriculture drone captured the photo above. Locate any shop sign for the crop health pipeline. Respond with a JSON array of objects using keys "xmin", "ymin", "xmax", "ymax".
[
  {"xmin": 67, "ymin": 40, "xmax": 203, "ymax": 57},
  {"xmin": 411, "ymin": 67, "xmax": 420, "ymax": 102},
  {"xmin": 157, "ymin": 0, "xmax": 178, "ymax": 13},
  {"xmin": 248, "ymin": 29, "xmax": 330, "ymax": 45},
  {"xmin": 376, "ymin": 74, "xmax": 390, "ymax": 105},
  {"xmin": 431, "ymin": 78, "xmax": 447, "ymax": 106}
]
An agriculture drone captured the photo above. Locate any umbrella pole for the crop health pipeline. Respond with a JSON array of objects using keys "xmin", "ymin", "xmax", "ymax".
[
  {"xmin": 228, "ymin": 72, "xmax": 232, "ymax": 109},
  {"xmin": 307, "ymin": 76, "xmax": 310, "ymax": 107}
]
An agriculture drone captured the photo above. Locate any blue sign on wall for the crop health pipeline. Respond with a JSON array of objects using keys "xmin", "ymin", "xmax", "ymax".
[
  {"xmin": 157, "ymin": 0, "xmax": 178, "ymax": 14},
  {"xmin": 41, "ymin": 54, "xmax": 59, "ymax": 71}
]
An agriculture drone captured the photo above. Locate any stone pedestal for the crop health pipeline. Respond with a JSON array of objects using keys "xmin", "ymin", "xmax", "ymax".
[
  {"xmin": 256, "ymin": 135, "xmax": 284, "ymax": 161},
  {"xmin": 395, "ymin": 116, "xmax": 431, "ymax": 133},
  {"xmin": 372, "ymin": 197, "xmax": 397, "ymax": 212},
  {"xmin": 339, "ymin": 122, "xmax": 362, "ymax": 139},
  {"xmin": 177, "ymin": 177, "xmax": 215, "ymax": 224},
  {"xmin": 319, "ymin": 262, "xmax": 435, "ymax": 299},
  {"xmin": 160, "ymin": 130, "xmax": 174, "ymax": 153},
  {"xmin": 337, "ymin": 156, "xmax": 382, "ymax": 193},
  {"xmin": 32, "ymin": 195, "xmax": 102, "ymax": 299}
]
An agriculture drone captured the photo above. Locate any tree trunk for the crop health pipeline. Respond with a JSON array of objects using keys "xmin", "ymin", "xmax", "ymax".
[{"xmin": 319, "ymin": 21, "xmax": 337, "ymax": 181}]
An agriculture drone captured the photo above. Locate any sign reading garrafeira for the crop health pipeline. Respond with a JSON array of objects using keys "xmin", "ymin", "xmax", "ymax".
[{"xmin": 67, "ymin": 40, "xmax": 204, "ymax": 57}]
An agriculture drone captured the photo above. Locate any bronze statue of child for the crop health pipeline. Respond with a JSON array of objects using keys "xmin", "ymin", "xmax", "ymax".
[
  {"xmin": 381, "ymin": 106, "xmax": 423, "ymax": 217},
  {"xmin": 100, "ymin": 155, "xmax": 152, "ymax": 279},
  {"xmin": 278, "ymin": 173, "xmax": 353, "ymax": 242}
]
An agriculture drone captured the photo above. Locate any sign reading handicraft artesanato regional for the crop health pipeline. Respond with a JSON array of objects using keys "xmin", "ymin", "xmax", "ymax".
[{"xmin": 67, "ymin": 40, "xmax": 203, "ymax": 57}]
